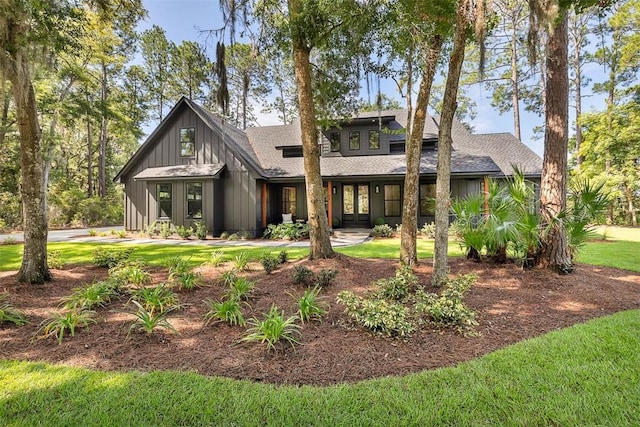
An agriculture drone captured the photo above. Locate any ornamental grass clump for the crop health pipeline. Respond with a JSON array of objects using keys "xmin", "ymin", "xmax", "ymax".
[
  {"xmin": 203, "ymin": 298, "xmax": 245, "ymax": 326},
  {"xmin": 243, "ymin": 305, "xmax": 301, "ymax": 351},
  {"xmin": 109, "ymin": 261, "xmax": 152, "ymax": 288},
  {"xmin": 226, "ymin": 277, "xmax": 255, "ymax": 301},
  {"xmin": 294, "ymin": 285, "xmax": 327, "ymax": 323},
  {"xmin": 131, "ymin": 285, "xmax": 179, "ymax": 315},
  {"xmin": 128, "ymin": 301, "xmax": 178, "ymax": 336},
  {"xmin": 38, "ymin": 309, "xmax": 96, "ymax": 344},
  {"xmin": 0, "ymin": 293, "xmax": 27, "ymax": 326},
  {"xmin": 61, "ymin": 281, "xmax": 117, "ymax": 310}
]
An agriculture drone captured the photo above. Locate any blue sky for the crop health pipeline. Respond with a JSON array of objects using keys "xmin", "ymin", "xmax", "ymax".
[{"xmin": 139, "ymin": 0, "xmax": 610, "ymax": 157}]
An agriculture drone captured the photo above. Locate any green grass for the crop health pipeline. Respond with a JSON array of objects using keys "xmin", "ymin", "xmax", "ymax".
[
  {"xmin": 337, "ymin": 237, "xmax": 466, "ymax": 259},
  {"xmin": 576, "ymin": 225, "xmax": 640, "ymax": 272},
  {"xmin": 1, "ymin": 310, "xmax": 638, "ymax": 426},
  {"xmin": 0, "ymin": 239, "xmax": 467, "ymax": 271},
  {"xmin": 0, "ymin": 243, "xmax": 309, "ymax": 272}
]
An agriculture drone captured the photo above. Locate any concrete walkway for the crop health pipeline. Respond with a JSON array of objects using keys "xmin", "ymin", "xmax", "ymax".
[{"xmin": 0, "ymin": 226, "xmax": 372, "ymax": 248}]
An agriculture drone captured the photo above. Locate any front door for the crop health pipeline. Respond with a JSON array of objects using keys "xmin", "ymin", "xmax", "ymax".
[{"xmin": 342, "ymin": 183, "xmax": 370, "ymax": 227}]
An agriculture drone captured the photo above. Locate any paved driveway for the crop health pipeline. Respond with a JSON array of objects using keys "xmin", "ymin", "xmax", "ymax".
[{"xmin": 0, "ymin": 226, "xmax": 369, "ymax": 247}]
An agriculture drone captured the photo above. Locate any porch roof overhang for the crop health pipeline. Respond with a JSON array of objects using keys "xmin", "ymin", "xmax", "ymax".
[{"xmin": 133, "ymin": 163, "xmax": 225, "ymax": 181}]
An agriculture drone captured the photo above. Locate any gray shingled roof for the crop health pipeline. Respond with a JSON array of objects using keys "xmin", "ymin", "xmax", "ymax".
[
  {"xmin": 116, "ymin": 101, "xmax": 541, "ymax": 184},
  {"xmin": 133, "ymin": 164, "xmax": 225, "ymax": 180}
]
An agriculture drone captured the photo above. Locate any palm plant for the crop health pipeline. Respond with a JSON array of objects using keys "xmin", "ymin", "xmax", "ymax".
[
  {"xmin": 565, "ymin": 179, "xmax": 610, "ymax": 259},
  {"xmin": 451, "ymin": 193, "xmax": 486, "ymax": 261}
]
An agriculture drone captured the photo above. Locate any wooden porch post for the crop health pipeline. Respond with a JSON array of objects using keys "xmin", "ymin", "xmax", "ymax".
[
  {"xmin": 261, "ymin": 182, "xmax": 267, "ymax": 227},
  {"xmin": 327, "ymin": 181, "xmax": 333, "ymax": 229},
  {"xmin": 483, "ymin": 176, "xmax": 490, "ymax": 216}
]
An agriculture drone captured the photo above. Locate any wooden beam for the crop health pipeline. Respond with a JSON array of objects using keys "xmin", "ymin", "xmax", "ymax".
[
  {"xmin": 327, "ymin": 181, "xmax": 333, "ymax": 229},
  {"xmin": 483, "ymin": 176, "xmax": 490, "ymax": 216},
  {"xmin": 261, "ymin": 182, "xmax": 267, "ymax": 227}
]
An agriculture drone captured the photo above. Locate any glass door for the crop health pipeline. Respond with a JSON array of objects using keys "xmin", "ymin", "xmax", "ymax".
[{"xmin": 342, "ymin": 183, "xmax": 370, "ymax": 227}]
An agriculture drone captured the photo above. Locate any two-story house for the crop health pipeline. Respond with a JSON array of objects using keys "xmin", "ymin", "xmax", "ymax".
[{"xmin": 114, "ymin": 97, "xmax": 542, "ymax": 236}]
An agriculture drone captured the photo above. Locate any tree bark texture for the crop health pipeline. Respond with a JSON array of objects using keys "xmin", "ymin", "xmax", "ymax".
[
  {"xmin": 511, "ymin": 24, "xmax": 522, "ymax": 141},
  {"xmin": 7, "ymin": 58, "xmax": 51, "ymax": 283},
  {"xmin": 400, "ymin": 36, "xmax": 442, "ymax": 266},
  {"xmin": 99, "ymin": 62, "xmax": 108, "ymax": 198},
  {"xmin": 289, "ymin": 0, "xmax": 334, "ymax": 260},
  {"xmin": 539, "ymin": 12, "xmax": 573, "ymax": 274},
  {"xmin": 433, "ymin": 1, "xmax": 468, "ymax": 286}
]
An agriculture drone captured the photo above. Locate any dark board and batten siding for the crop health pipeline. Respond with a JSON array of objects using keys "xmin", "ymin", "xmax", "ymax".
[{"xmin": 122, "ymin": 105, "xmax": 259, "ymax": 236}]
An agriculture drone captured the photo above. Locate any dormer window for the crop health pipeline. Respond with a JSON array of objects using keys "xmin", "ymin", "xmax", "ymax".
[
  {"xmin": 180, "ymin": 128, "xmax": 195, "ymax": 157},
  {"xmin": 349, "ymin": 131, "xmax": 360, "ymax": 150},
  {"xmin": 369, "ymin": 130, "xmax": 380, "ymax": 150},
  {"xmin": 329, "ymin": 132, "xmax": 340, "ymax": 152}
]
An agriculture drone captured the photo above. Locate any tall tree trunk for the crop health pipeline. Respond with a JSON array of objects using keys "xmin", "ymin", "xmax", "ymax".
[
  {"xmin": 0, "ymin": 87, "xmax": 12, "ymax": 146},
  {"xmin": 572, "ymin": 26, "xmax": 583, "ymax": 168},
  {"xmin": 433, "ymin": 0, "xmax": 468, "ymax": 286},
  {"xmin": 289, "ymin": 0, "xmax": 334, "ymax": 260},
  {"xmin": 87, "ymin": 114, "xmax": 93, "ymax": 197},
  {"xmin": 400, "ymin": 36, "xmax": 442, "ymax": 265},
  {"xmin": 511, "ymin": 25, "xmax": 522, "ymax": 141},
  {"xmin": 99, "ymin": 63, "xmax": 108, "ymax": 198},
  {"xmin": 623, "ymin": 184, "xmax": 638, "ymax": 227},
  {"xmin": 7, "ymin": 59, "xmax": 51, "ymax": 283},
  {"xmin": 538, "ymin": 12, "xmax": 572, "ymax": 274}
]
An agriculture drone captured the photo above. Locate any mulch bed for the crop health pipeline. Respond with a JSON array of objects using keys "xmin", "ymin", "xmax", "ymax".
[{"xmin": 1, "ymin": 256, "xmax": 639, "ymax": 386}]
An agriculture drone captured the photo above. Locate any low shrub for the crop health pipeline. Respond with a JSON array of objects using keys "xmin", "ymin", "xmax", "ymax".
[
  {"xmin": 143, "ymin": 221, "xmax": 157, "ymax": 238},
  {"xmin": 259, "ymin": 252, "xmax": 280, "ymax": 274},
  {"xmin": 194, "ymin": 221, "xmax": 208, "ymax": 240},
  {"xmin": 159, "ymin": 222, "xmax": 172, "ymax": 239},
  {"xmin": 175, "ymin": 225, "xmax": 193, "ymax": 239},
  {"xmin": 292, "ymin": 265, "xmax": 314, "ymax": 285},
  {"xmin": 48, "ymin": 250, "xmax": 64, "ymax": 269},
  {"xmin": 420, "ymin": 222, "xmax": 436, "ymax": 239},
  {"xmin": 109, "ymin": 262, "xmax": 152, "ymax": 288},
  {"xmin": 315, "ymin": 269, "xmax": 337, "ymax": 287},
  {"xmin": 374, "ymin": 265, "xmax": 418, "ymax": 301},
  {"xmin": 372, "ymin": 224, "xmax": 394, "ymax": 238},
  {"xmin": 278, "ymin": 250, "xmax": 288, "ymax": 264},
  {"xmin": 88, "ymin": 229, "xmax": 98, "ymax": 237},
  {"xmin": 263, "ymin": 223, "xmax": 309, "ymax": 240},
  {"xmin": 238, "ymin": 229, "xmax": 251, "ymax": 240},
  {"xmin": 219, "ymin": 231, "xmax": 230, "ymax": 240},
  {"xmin": 414, "ymin": 274, "xmax": 478, "ymax": 331},
  {"xmin": 203, "ymin": 298, "xmax": 245, "ymax": 326},
  {"xmin": 93, "ymin": 247, "xmax": 133, "ymax": 268},
  {"xmin": 242, "ymin": 305, "xmax": 301, "ymax": 351},
  {"xmin": 374, "ymin": 217, "xmax": 386, "ymax": 226},
  {"xmin": 227, "ymin": 232, "xmax": 240, "ymax": 241},
  {"xmin": 336, "ymin": 291, "xmax": 414, "ymax": 336},
  {"xmin": 0, "ymin": 293, "xmax": 27, "ymax": 326}
]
